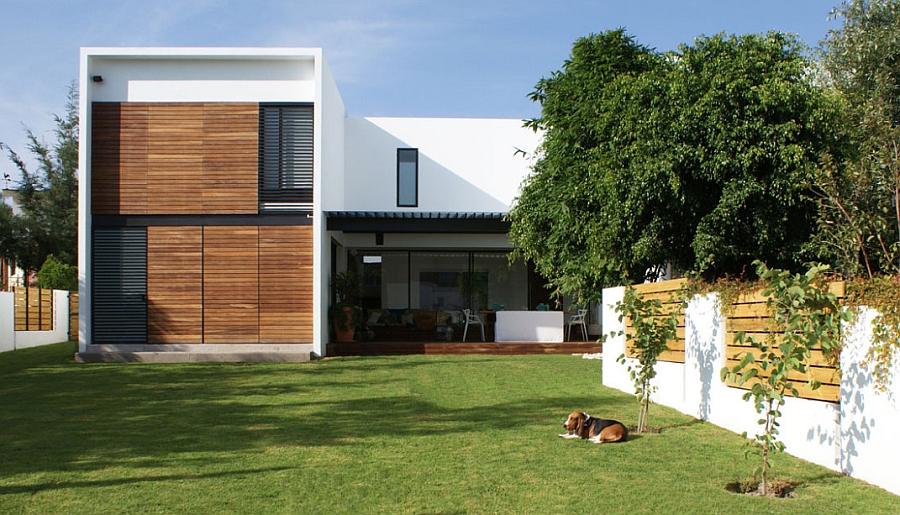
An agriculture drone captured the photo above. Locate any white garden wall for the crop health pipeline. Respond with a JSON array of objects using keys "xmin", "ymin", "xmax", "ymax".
[
  {"xmin": 0, "ymin": 290, "xmax": 71, "ymax": 353},
  {"xmin": 603, "ymin": 286, "xmax": 900, "ymax": 495}
]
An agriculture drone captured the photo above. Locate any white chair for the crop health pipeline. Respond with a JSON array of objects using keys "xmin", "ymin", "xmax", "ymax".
[
  {"xmin": 462, "ymin": 309, "xmax": 485, "ymax": 342},
  {"xmin": 567, "ymin": 309, "xmax": 588, "ymax": 341}
]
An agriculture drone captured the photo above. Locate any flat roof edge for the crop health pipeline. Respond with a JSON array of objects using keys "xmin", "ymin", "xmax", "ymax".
[{"xmin": 81, "ymin": 47, "xmax": 322, "ymax": 60}]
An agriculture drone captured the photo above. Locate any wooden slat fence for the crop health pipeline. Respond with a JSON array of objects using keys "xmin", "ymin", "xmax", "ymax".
[
  {"xmin": 625, "ymin": 278, "xmax": 688, "ymax": 364},
  {"xmin": 69, "ymin": 293, "xmax": 79, "ymax": 341},
  {"xmin": 723, "ymin": 282, "xmax": 845, "ymax": 403},
  {"xmin": 623, "ymin": 279, "xmax": 844, "ymax": 403},
  {"xmin": 13, "ymin": 287, "xmax": 54, "ymax": 331}
]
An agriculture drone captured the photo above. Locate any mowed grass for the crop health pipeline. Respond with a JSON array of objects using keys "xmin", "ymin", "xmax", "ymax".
[{"xmin": 0, "ymin": 343, "xmax": 897, "ymax": 514}]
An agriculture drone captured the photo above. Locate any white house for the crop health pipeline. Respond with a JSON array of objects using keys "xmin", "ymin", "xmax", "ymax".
[{"xmin": 76, "ymin": 47, "xmax": 544, "ymax": 362}]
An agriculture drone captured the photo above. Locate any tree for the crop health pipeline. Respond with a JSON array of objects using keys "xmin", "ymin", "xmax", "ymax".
[
  {"xmin": 509, "ymin": 30, "xmax": 670, "ymax": 301},
  {"xmin": 1, "ymin": 83, "xmax": 79, "ymax": 272},
  {"xmin": 36, "ymin": 254, "xmax": 77, "ymax": 291},
  {"xmin": 670, "ymin": 33, "xmax": 846, "ymax": 279},
  {"xmin": 615, "ymin": 286, "xmax": 681, "ymax": 433},
  {"xmin": 722, "ymin": 261, "xmax": 847, "ymax": 495},
  {"xmin": 508, "ymin": 30, "xmax": 845, "ymax": 299},
  {"xmin": 812, "ymin": 0, "xmax": 900, "ymax": 278}
]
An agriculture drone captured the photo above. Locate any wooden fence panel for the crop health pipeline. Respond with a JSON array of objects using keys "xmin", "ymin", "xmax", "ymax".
[
  {"xmin": 13, "ymin": 287, "xmax": 54, "ymax": 331},
  {"xmin": 722, "ymin": 283, "xmax": 845, "ymax": 403},
  {"xmin": 69, "ymin": 293, "xmax": 79, "ymax": 341},
  {"xmin": 619, "ymin": 279, "xmax": 844, "ymax": 402},
  {"xmin": 624, "ymin": 278, "xmax": 687, "ymax": 364}
]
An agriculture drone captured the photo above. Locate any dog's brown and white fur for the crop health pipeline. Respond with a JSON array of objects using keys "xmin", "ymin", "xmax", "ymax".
[{"xmin": 559, "ymin": 411, "xmax": 628, "ymax": 443}]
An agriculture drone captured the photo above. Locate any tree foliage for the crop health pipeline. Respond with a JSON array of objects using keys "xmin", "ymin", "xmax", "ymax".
[
  {"xmin": 1, "ymin": 83, "xmax": 79, "ymax": 272},
  {"xmin": 812, "ymin": 0, "xmax": 900, "ymax": 278},
  {"xmin": 508, "ymin": 30, "xmax": 844, "ymax": 299},
  {"xmin": 510, "ymin": 30, "xmax": 665, "ymax": 301},
  {"xmin": 36, "ymin": 254, "xmax": 78, "ymax": 291}
]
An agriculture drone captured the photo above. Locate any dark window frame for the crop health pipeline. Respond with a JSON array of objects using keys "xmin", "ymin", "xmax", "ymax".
[
  {"xmin": 258, "ymin": 103, "xmax": 314, "ymax": 212},
  {"xmin": 396, "ymin": 148, "xmax": 418, "ymax": 207}
]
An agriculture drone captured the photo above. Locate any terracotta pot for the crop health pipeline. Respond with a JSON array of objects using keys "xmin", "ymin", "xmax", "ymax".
[{"xmin": 332, "ymin": 305, "xmax": 356, "ymax": 342}]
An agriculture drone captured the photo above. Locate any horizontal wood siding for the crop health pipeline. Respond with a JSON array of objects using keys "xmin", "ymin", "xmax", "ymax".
[
  {"xmin": 203, "ymin": 104, "xmax": 259, "ymax": 213},
  {"xmin": 91, "ymin": 102, "xmax": 258, "ymax": 215},
  {"xmin": 147, "ymin": 226, "xmax": 203, "ymax": 344},
  {"xmin": 148, "ymin": 104, "xmax": 204, "ymax": 214},
  {"xmin": 203, "ymin": 226, "xmax": 259, "ymax": 343},
  {"xmin": 259, "ymin": 226, "xmax": 314, "ymax": 343},
  {"xmin": 92, "ymin": 103, "xmax": 148, "ymax": 214}
]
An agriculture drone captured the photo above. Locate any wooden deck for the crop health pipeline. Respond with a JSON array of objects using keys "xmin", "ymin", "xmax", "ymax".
[{"xmin": 326, "ymin": 340, "xmax": 602, "ymax": 356}]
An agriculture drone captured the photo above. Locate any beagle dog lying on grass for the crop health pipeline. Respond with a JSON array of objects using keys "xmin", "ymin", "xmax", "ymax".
[{"xmin": 559, "ymin": 410, "xmax": 628, "ymax": 443}]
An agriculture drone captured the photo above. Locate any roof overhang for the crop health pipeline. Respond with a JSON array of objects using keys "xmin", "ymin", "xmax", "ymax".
[{"xmin": 324, "ymin": 211, "xmax": 509, "ymax": 234}]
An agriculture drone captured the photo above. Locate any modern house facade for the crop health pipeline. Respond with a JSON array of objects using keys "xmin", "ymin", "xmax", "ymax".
[{"xmin": 76, "ymin": 47, "xmax": 543, "ymax": 361}]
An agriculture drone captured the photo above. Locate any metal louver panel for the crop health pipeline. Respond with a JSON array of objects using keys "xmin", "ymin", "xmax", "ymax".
[
  {"xmin": 259, "ymin": 104, "xmax": 314, "ymax": 211},
  {"xmin": 92, "ymin": 227, "xmax": 147, "ymax": 343}
]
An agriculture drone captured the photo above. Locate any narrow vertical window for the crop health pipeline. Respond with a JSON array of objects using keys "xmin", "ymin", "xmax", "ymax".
[{"xmin": 397, "ymin": 148, "xmax": 418, "ymax": 207}]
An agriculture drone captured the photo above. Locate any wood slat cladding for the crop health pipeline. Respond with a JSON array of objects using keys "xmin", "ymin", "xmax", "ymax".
[
  {"xmin": 141, "ymin": 224, "xmax": 314, "ymax": 345},
  {"xmin": 203, "ymin": 104, "xmax": 259, "ymax": 213},
  {"xmin": 91, "ymin": 103, "xmax": 148, "ymax": 214},
  {"xmin": 148, "ymin": 104, "xmax": 204, "ymax": 214},
  {"xmin": 259, "ymin": 226, "xmax": 314, "ymax": 343},
  {"xmin": 91, "ymin": 102, "xmax": 258, "ymax": 215},
  {"xmin": 147, "ymin": 226, "xmax": 203, "ymax": 343},
  {"xmin": 203, "ymin": 226, "xmax": 259, "ymax": 343}
]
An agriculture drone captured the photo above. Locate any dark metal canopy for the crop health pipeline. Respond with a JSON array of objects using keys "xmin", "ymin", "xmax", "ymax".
[{"xmin": 324, "ymin": 211, "xmax": 509, "ymax": 234}]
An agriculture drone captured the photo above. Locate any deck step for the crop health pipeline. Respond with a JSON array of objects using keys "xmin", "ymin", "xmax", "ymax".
[{"xmin": 326, "ymin": 341, "xmax": 602, "ymax": 357}]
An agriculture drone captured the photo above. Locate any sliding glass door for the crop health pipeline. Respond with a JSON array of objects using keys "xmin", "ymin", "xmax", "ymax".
[{"xmin": 352, "ymin": 250, "xmax": 529, "ymax": 312}]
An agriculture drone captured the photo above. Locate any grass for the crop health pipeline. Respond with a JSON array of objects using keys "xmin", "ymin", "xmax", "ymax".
[{"xmin": 0, "ymin": 343, "xmax": 898, "ymax": 514}]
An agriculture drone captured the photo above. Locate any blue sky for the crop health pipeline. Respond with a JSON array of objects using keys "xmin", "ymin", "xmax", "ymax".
[{"xmin": 0, "ymin": 0, "xmax": 841, "ymax": 185}]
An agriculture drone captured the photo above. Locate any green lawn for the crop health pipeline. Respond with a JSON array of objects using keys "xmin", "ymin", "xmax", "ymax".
[{"xmin": 0, "ymin": 343, "xmax": 897, "ymax": 514}]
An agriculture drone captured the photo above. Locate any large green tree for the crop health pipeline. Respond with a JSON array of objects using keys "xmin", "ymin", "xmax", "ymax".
[
  {"xmin": 812, "ymin": 0, "xmax": 900, "ymax": 277},
  {"xmin": 509, "ymin": 30, "xmax": 844, "ymax": 299},
  {"xmin": 510, "ymin": 31, "xmax": 667, "ymax": 301},
  {"xmin": 1, "ymin": 84, "xmax": 79, "ymax": 273}
]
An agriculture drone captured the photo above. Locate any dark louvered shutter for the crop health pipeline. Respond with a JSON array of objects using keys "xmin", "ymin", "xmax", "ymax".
[
  {"xmin": 92, "ymin": 227, "xmax": 147, "ymax": 343},
  {"xmin": 259, "ymin": 104, "xmax": 314, "ymax": 211}
]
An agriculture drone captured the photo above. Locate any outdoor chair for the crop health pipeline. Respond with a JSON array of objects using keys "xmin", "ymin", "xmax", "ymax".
[
  {"xmin": 462, "ymin": 309, "xmax": 485, "ymax": 342},
  {"xmin": 567, "ymin": 308, "xmax": 588, "ymax": 341}
]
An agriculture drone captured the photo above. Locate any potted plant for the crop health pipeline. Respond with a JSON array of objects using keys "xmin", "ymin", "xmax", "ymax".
[{"xmin": 329, "ymin": 271, "xmax": 362, "ymax": 342}]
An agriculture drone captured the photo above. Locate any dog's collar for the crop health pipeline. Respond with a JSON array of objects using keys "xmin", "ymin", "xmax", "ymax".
[{"xmin": 581, "ymin": 413, "xmax": 592, "ymax": 427}]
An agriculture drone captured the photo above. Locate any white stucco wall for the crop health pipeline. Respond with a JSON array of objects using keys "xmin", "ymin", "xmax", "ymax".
[
  {"xmin": 0, "ymin": 292, "xmax": 14, "ymax": 353},
  {"xmin": 840, "ymin": 308, "xmax": 900, "ymax": 494},
  {"xmin": 85, "ymin": 48, "xmax": 317, "ymax": 103},
  {"xmin": 0, "ymin": 290, "xmax": 71, "ymax": 353},
  {"xmin": 342, "ymin": 117, "xmax": 541, "ymax": 213},
  {"xmin": 314, "ymin": 53, "xmax": 346, "ymax": 357},
  {"xmin": 602, "ymin": 286, "xmax": 899, "ymax": 494}
]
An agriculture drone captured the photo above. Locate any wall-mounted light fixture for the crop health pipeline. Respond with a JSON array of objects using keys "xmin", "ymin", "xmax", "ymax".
[{"xmin": 92, "ymin": 75, "xmax": 103, "ymax": 83}]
